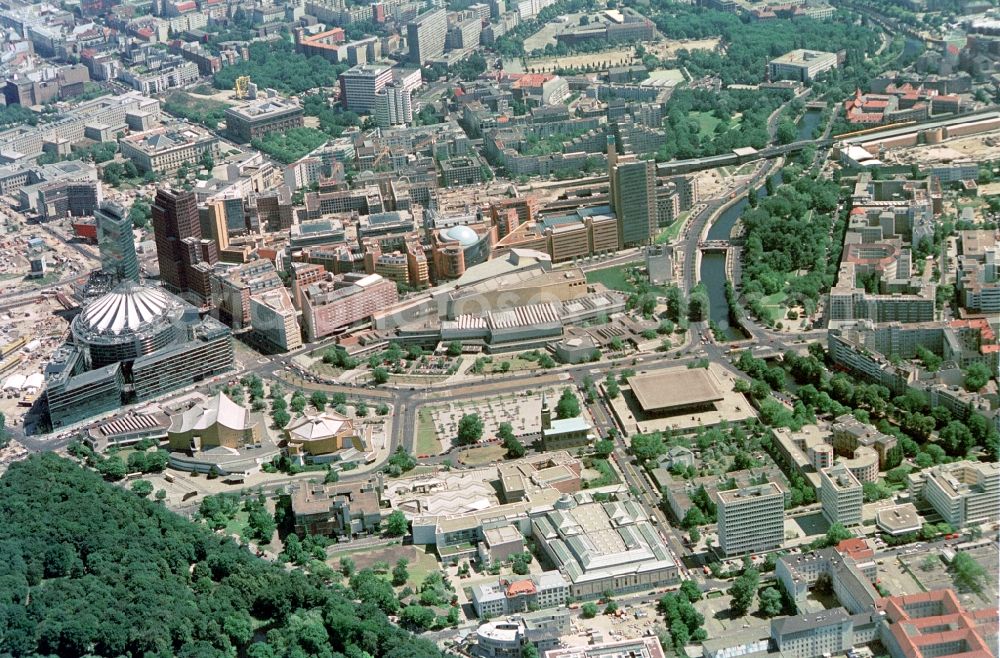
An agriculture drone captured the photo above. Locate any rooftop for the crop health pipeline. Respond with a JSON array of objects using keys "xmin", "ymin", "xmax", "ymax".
[{"xmin": 627, "ymin": 367, "xmax": 724, "ymax": 412}]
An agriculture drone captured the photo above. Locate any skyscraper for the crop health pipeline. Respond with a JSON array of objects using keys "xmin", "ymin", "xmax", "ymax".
[
  {"xmin": 608, "ymin": 140, "xmax": 657, "ymax": 247},
  {"xmin": 407, "ymin": 8, "xmax": 447, "ymax": 64},
  {"xmin": 95, "ymin": 201, "xmax": 140, "ymax": 283},
  {"xmin": 152, "ymin": 188, "xmax": 201, "ymax": 293}
]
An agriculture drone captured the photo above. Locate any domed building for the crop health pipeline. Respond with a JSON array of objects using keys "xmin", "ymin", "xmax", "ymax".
[
  {"xmin": 432, "ymin": 223, "xmax": 493, "ymax": 279},
  {"xmin": 71, "ymin": 284, "xmax": 185, "ymax": 369},
  {"xmin": 45, "ymin": 282, "xmax": 235, "ymax": 429}
]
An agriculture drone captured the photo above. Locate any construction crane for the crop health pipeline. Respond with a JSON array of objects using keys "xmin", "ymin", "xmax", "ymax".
[{"xmin": 234, "ymin": 76, "xmax": 251, "ymax": 100}]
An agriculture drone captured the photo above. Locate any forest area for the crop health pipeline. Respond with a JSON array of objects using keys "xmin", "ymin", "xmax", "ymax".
[
  {"xmin": 739, "ymin": 166, "xmax": 842, "ymax": 320},
  {"xmin": 640, "ymin": 1, "xmax": 881, "ymax": 85},
  {"xmin": 0, "ymin": 454, "xmax": 443, "ymax": 658}
]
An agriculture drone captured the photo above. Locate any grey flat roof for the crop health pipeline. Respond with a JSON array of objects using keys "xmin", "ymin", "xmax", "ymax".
[{"xmin": 627, "ymin": 367, "xmax": 723, "ymax": 411}]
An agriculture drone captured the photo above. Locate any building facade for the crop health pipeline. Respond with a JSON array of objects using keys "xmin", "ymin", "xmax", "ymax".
[{"xmin": 717, "ymin": 482, "xmax": 785, "ymax": 556}]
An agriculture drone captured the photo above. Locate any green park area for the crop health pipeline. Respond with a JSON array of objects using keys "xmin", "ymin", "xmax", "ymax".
[
  {"xmin": 416, "ymin": 408, "xmax": 442, "ymax": 456},
  {"xmin": 656, "ymin": 211, "xmax": 691, "ymax": 244},
  {"xmin": 586, "ymin": 266, "xmax": 636, "ymax": 293}
]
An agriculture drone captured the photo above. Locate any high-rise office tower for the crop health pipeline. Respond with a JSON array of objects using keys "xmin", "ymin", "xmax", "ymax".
[
  {"xmin": 608, "ymin": 140, "xmax": 657, "ymax": 247},
  {"xmin": 717, "ymin": 482, "xmax": 785, "ymax": 556},
  {"xmin": 339, "ymin": 64, "xmax": 394, "ymax": 114},
  {"xmin": 374, "ymin": 82, "xmax": 414, "ymax": 127},
  {"xmin": 152, "ymin": 188, "xmax": 201, "ymax": 293},
  {"xmin": 407, "ymin": 8, "xmax": 447, "ymax": 64},
  {"xmin": 200, "ymin": 199, "xmax": 231, "ymax": 251},
  {"xmin": 95, "ymin": 201, "xmax": 140, "ymax": 283}
]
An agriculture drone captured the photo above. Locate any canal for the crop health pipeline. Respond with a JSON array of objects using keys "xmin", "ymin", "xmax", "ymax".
[
  {"xmin": 796, "ymin": 109, "xmax": 823, "ymax": 141},
  {"xmin": 699, "ymin": 170, "xmax": 783, "ymax": 338}
]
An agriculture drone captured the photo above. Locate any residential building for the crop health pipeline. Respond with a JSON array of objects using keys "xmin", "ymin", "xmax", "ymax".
[
  {"xmin": 716, "ymin": 482, "xmax": 785, "ymax": 556},
  {"xmin": 95, "ymin": 201, "xmax": 139, "ymax": 283},
  {"xmin": 339, "ymin": 64, "xmax": 394, "ymax": 114},
  {"xmin": 225, "ymin": 94, "xmax": 305, "ymax": 143},
  {"xmin": 909, "ymin": 460, "xmax": 1000, "ymax": 528},
  {"xmin": 768, "ymin": 49, "xmax": 839, "ymax": 82},
  {"xmin": 374, "ymin": 82, "xmax": 413, "ymax": 127},
  {"xmin": 819, "ymin": 464, "xmax": 863, "ymax": 527},
  {"xmin": 407, "ymin": 8, "xmax": 447, "ymax": 64}
]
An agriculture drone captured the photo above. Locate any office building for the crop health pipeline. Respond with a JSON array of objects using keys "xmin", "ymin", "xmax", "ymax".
[
  {"xmin": 545, "ymin": 637, "xmax": 666, "ymax": 658},
  {"xmin": 471, "ymin": 572, "xmax": 570, "ymax": 618},
  {"xmin": 291, "ymin": 477, "xmax": 383, "ymax": 537},
  {"xmin": 717, "ymin": 482, "xmax": 785, "ymax": 556},
  {"xmin": 249, "ymin": 288, "xmax": 302, "ymax": 352},
  {"xmin": 531, "ymin": 495, "xmax": 679, "ymax": 598},
  {"xmin": 119, "ymin": 125, "xmax": 219, "ymax": 174},
  {"xmin": 768, "ymin": 49, "xmax": 839, "ymax": 82},
  {"xmin": 910, "ymin": 460, "xmax": 1000, "ymax": 528},
  {"xmin": 771, "ymin": 608, "xmax": 880, "ymax": 658},
  {"xmin": 95, "ymin": 201, "xmax": 139, "ymax": 283},
  {"xmin": 608, "ymin": 143, "xmax": 656, "ymax": 247},
  {"xmin": 152, "ymin": 187, "xmax": 203, "ymax": 294},
  {"xmin": 45, "ymin": 283, "xmax": 233, "ymax": 428},
  {"xmin": 475, "ymin": 609, "xmax": 571, "ymax": 658},
  {"xmin": 819, "ymin": 464, "xmax": 863, "ymax": 527},
  {"xmin": 407, "ymin": 8, "xmax": 447, "ymax": 64},
  {"xmin": 212, "ymin": 259, "xmax": 283, "ymax": 330},
  {"xmin": 374, "ymin": 82, "xmax": 414, "ymax": 127},
  {"xmin": 777, "ymin": 547, "xmax": 879, "ymax": 615},
  {"xmin": 339, "ymin": 64, "xmax": 394, "ymax": 113},
  {"xmin": 878, "ymin": 590, "xmax": 998, "ymax": 658},
  {"xmin": 300, "ymin": 272, "xmax": 398, "ymax": 341},
  {"xmin": 225, "ymin": 94, "xmax": 304, "ymax": 143}
]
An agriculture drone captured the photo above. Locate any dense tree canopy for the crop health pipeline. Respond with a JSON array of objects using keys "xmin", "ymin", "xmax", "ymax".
[
  {"xmin": 642, "ymin": 2, "xmax": 880, "ymax": 85},
  {"xmin": 213, "ymin": 41, "xmax": 347, "ymax": 94},
  {"xmin": 0, "ymin": 455, "xmax": 443, "ymax": 658}
]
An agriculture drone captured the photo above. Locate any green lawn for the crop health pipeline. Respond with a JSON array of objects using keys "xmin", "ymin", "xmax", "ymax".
[
  {"xmin": 482, "ymin": 356, "xmax": 539, "ymax": 374},
  {"xmin": 656, "ymin": 211, "xmax": 691, "ymax": 244},
  {"xmin": 416, "ymin": 408, "xmax": 441, "ymax": 456},
  {"xmin": 691, "ymin": 111, "xmax": 722, "ymax": 136},
  {"xmin": 759, "ymin": 291, "xmax": 788, "ymax": 322},
  {"xmin": 457, "ymin": 444, "xmax": 505, "ymax": 466},
  {"xmin": 586, "ymin": 267, "xmax": 637, "ymax": 293}
]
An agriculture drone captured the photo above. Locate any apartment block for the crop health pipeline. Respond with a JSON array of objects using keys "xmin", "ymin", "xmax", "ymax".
[{"xmin": 407, "ymin": 8, "xmax": 447, "ymax": 64}]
